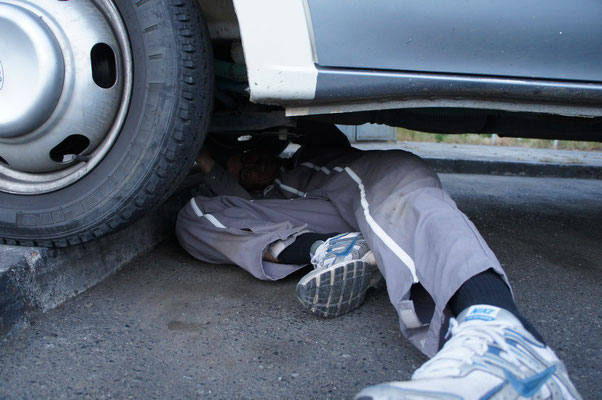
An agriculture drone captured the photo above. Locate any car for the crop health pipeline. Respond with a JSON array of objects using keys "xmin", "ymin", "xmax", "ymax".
[{"xmin": 1, "ymin": 0, "xmax": 601, "ymax": 246}]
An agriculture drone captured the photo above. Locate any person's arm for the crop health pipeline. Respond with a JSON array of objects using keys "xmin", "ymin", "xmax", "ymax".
[
  {"xmin": 197, "ymin": 148, "xmax": 253, "ymax": 199},
  {"xmin": 195, "ymin": 147, "xmax": 215, "ymax": 175}
]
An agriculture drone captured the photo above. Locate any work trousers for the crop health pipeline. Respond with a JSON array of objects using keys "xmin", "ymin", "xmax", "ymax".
[{"xmin": 176, "ymin": 150, "xmax": 508, "ymax": 356}]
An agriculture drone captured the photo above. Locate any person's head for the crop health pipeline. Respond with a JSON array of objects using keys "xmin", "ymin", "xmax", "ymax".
[{"xmin": 227, "ymin": 149, "xmax": 281, "ymax": 192}]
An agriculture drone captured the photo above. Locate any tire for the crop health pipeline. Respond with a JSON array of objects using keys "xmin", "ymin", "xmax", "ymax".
[{"xmin": 0, "ymin": 0, "xmax": 213, "ymax": 247}]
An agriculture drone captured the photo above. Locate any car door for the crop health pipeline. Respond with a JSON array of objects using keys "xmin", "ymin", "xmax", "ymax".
[{"xmin": 307, "ymin": 0, "xmax": 602, "ymax": 82}]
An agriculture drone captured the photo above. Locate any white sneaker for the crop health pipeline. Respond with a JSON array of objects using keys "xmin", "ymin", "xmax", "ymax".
[
  {"xmin": 296, "ymin": 232, "xmax": 380, "ymax": 318},
  {"xmin": 355, "ymin": 305, "xmax": 582, "ymax": 400}
]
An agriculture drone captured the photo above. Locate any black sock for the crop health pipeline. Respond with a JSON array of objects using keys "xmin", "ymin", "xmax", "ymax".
[
  {"xmin": 449, "ymin": 269, "xmax": 546, "ymax": 344},
  {"xmin": 276, "ymin": 232, "xmax": 340, "ymax": 265}
]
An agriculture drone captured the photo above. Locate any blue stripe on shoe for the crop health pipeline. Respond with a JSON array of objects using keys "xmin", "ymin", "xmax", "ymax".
[
  {"xmin": 506, "ymin": 329, "xmax": 547, "ymax": 347},
  {"xmin": 480, "ymin": 381, "xmax": 505, "ymax": 400},
  {"xmin": 377, "ymin": 384, "xmax": 464, "ymax": 399},
  {"xmin": 332, "ymin": 237, "xmax": 357, "ymax": 257},
  {"xmin": 504, "ymin": 365, "xmax": 556, "ymax": 397},
  {"xmin": 487, "ymin": 345, "xmax": 502, "ymax": 356}
]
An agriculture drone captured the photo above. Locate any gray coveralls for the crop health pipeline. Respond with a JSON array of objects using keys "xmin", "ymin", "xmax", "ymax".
[{"xmin": 176, "ymin": 147, "xmax": 508, "ymax": 357}]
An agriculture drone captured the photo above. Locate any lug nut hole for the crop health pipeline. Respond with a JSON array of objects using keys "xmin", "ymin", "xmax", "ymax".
[
  {"xmin": 91, "ymin": 43, "xmax": 117, "ymax": 89},
  {"xmin": 50, "ymin": 135, "xmax": 91, "ymax": 163}
]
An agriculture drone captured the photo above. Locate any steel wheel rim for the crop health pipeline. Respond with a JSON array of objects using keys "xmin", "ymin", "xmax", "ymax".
[{"xmin": 0, "ymin": 0, "xmax": 133, "ymax": 195}]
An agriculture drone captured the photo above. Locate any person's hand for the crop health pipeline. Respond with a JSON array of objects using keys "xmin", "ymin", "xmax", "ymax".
[{"xmin": 196, "ymin": 147, "xmax": 215, "ymax": 175}]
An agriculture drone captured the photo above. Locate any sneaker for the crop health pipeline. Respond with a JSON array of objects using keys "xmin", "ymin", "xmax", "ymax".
[
  {"xmin": 355, "ymin": 305, "xmax": 582, "ymax": 400},
  {"xmin": 296, "ymin": 232, "xmax": 380, "ymax": 318}
]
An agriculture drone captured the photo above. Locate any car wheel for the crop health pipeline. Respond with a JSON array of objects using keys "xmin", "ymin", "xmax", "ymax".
[{"xmin": 0, "ymin": 0, "xmax": 213, "ymax": 246}]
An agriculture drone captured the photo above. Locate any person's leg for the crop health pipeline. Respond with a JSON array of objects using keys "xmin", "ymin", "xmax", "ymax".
[
  {"xmin": 261, "ymin": 227, "xmax": 383, "ymax": 318},
  {"xmin": 317, "ymin": 150, "xmax": 505, "ymax": 353},
  {"xmin": 177, "ymin": 194, "xmax": 381, "ymax": 317},
  {"xmin": 295, "ymin": 150, "xmax": 579, "ymax": 398},
  {"xmin": 350, "ymin": 194, "xmax": 582, "ymax": 399},
  {"xmin": 275, "ymin": 232, "xmax": 340, "ymax": 264},
  {"xmin": 355, "ymin": 303, "xmax": 582, "ymax": 400},
  {"xmin": 449, "ymin": 268, "xmax": 545, "ymax": 344},
  {"xmin": 176, "ymin": 195, "xmax": 353, "ymax": 280}
]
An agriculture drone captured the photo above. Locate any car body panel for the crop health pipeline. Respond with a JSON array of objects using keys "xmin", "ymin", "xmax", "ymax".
[
  {"xmin": 304, "ymin": 67, "xmax": 602, "ymax": 118},
  {"xmin": 307, "ymin": 0, "xmax": 602, "ymax": 82},
  {"xmin": 232, "ymin": 0, "xmax": 317, "ymax": 102},
  {"xmin": 232, "ymin": 0, "xmax": 602, "ymax": 120}
]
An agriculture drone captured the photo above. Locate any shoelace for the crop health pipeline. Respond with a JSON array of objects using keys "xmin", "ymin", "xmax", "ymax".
[
  {"xmin": 310, "ymin": 234, "xmax": 358, "ymax": 267},
  {"xmin": 413, "ymin": 318, "xmax": 520, "ymax": 379},
  {"xmin": 310, "ymin": 240, "xmax": 336, "ymax": 267}
]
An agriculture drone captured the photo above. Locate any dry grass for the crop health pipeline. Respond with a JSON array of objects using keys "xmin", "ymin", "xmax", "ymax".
[{"xmin": 397, "ymin": 129, "xmax": 602, "ymax": 151}]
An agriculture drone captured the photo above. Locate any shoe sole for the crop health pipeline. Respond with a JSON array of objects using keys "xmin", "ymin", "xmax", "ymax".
[{"xmin": 296, "ymin": 260, "xmax": 376, "ymax": 318}]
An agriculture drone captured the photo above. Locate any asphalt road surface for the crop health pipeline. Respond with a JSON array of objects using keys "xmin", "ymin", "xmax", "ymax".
[{"xmin": 1, "ymin": 173, "xmax": 600, "ymax": 399}]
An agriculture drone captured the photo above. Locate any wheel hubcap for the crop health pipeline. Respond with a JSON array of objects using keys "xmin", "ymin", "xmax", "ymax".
[
  {"xmin": 0, "ymin": 3, "xmax": 64, "ymax": 139},
  {"xmin": 0, "ymin": 0, "xmax": 132, "ymax": 194}
]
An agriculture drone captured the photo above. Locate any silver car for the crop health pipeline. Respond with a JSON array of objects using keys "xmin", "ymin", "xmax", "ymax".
[{"xmin": 0, "ymin": 0, "xmax": 600, "ymax": 245}]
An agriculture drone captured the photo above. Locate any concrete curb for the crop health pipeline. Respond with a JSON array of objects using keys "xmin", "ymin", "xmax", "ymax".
[
  {"xmin": 424, "ymin": 158, "xmax": 602, "ymax": 179},
  {"xmin": 0, "ymin": 189, "xmax": 193, "ymax": 339}
]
